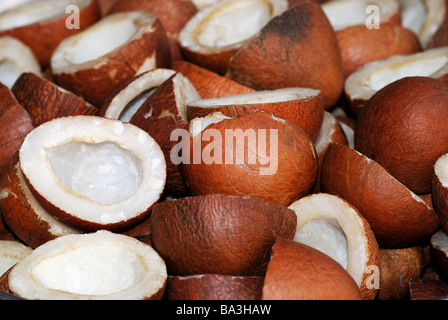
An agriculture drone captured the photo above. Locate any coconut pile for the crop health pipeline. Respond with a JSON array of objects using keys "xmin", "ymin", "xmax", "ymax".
[{"xmin": 1, "ymin": 0, "xmax": 448, "ymax": 300}]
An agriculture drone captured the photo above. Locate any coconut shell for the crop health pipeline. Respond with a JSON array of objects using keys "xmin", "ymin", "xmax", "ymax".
[
  {"xmin": 409, "ymin": 278, "xmax": 448, "ymax": 300},
  {"xmin": 337, "ymin": 24, "xmax": 421, "ymax": 79},
  {"xmin": 149, "ymin": 194, "xmax": 297, "ymax": 276},
  {"xmin": 179, "ymin": 111, "xmax": 318, "ymax": 207},
  {"xmin": 321, "ymin": 143, "xmax": 440, "ymax": 248},
  {"xmin": 0, "ymin": 0, "xmax": 100, "ymax": 68},
  {"xmin": 172, "ymin": 60, "xmax": 255, "ymax": 99},
  {"xmin": 51, "ymin": 12, "xmax": 171, "ymax": 108},
  {"xmin": 0, "ymin": 83, "xmax": 33, "ymax": 175},
  {"xmin": 355, "ymin": 76, "xmax": 448, "ymax": 195},
  {"xmin": 262, "ymin": 239, "xmax": 361, "ymax": 300},
  {"xmin": 226, "ymin": 2, "xmax": 344, "ymax": 109},
  {"xmin": 11, "ymin": 72, "xmax": 98, "ymax": 127},
  {"xmin": 165, "ymin": 274, "xmax": 264, "ymax": 300}
]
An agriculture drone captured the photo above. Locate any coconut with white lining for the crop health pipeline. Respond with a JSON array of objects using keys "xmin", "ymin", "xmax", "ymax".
[
  {"xmin": 186, "ymin": 88, "xmax": 324, "ymax": 141},
  {"xmin": 0, "ymin": 36, "xmax": 41, "ymax": 89},
  {"xmin": 345, "ymin": 47, "xmax": 448, "ymax": 114},
  {"xmin": 432, "ymin": 153, "xmax": 448, "ymax": 234},
  {"xmin": 18, "ymin": 116, "xmax": 166, "ymax": 232},
  {"xmin": 288, "ymin": 193, "xmax": 380, "ymax": 300},
  {"xmin": 322, "ymin": 0, "xmax": 401, "ymax": 31},
  {"xmin": 99, "ymin": 69, "xmax": 177, "ymax": 122},
  {"xmin": 178, "ymin": 0, "xmax": 288, "ymax": 74},
  {"xmin": 51, "ymin": 11, "xmax": 171, "ymax": 108},
  {"xmin": 7, "ymin": 230, "xmax": 167, "ymax": 300},
  {"xmin": 0, "ymin": 0, "xmax": 100, "ymax": 68}
]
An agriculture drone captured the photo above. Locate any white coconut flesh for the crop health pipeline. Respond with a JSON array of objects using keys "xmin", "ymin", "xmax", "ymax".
[
  {"xmin": 314, "ymin": 112, "xmax": 338, "ymax": 155},
  {"xmin": 19, "ymin": 116, "xmax": 166, "ymax": 226},
  {"xmin": 51, "ymin": 12, "xmax": 157, "ymax": 72},
  {"xmin": 399, "ymin": 0, "xmax": 427, "ymax": 35},
  {"xmin": 418, "ymin": 0, "xmax": 446, "ymax": 47},
  {"xmin": 435, "ymin": 153, "xmax": 448, "ymax": 188},
  {"xmin": 8, "ymin": 231, "xmax": 167, "ymax": 300},
  {"xmin": 0, "ymin": 0, "xmax": 90, "ymax": 31},
  {"xmin": 180, "ymin": 0, "xmax": 288, "ymax": 51},
  {"xmin": 188, "ymin": 87, "xmax": 321, "ymax": 108},
  {"xmin": 345, "ymin": 47, "xmax": 448, "ymax": 101},
  {"xmin": 0, "ymin": 241, "xmax": 32, "ymax": 277},
  {"xmin": 322, "ymin": 0, "xmax": 399, "ymax": 31},
  {"xmin": 431, "ymin": 229, "xmax": 448, "ymax": 255},
  {"xmin": 288, "ymin": 193, "xmax": 369, "ymax": 287},
  {"xmin": 0, "ymin": 36, "xmax": 41, "ymax": 88},
  {"xmin": 103, "ymin": 69, "xmax": 176, "ymax": 121}
]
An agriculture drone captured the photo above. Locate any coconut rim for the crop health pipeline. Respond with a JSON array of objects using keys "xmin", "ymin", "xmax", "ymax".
[
  {"xmin": 51, "ymin": 11, "xmax": 159, "ymax": 75},
  {"xmin": 178, "ymin": 0, "xmax": 288, "ymax": 54},
  {"xmin": 345, "ymin": 47, "xmax": 448, "ymax": 102},
  {"xmin": 18, "ymin": 116, "xmax": 167, "ymax": 226},
  {"xmin": 288, "ymin": 193, "xmax": 374, "ymax": 288},
  {"xmin": 7, "ymin": 230, "xmax": 167, "ymax": 300}
]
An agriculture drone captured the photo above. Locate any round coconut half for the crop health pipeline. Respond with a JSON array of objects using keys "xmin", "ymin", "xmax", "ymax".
[
  {"xmin": 99, "ymin": 68, "xmax": 177, "ymax": 122},
  {"xmin": 165, "ymin": 274, "xmax": 264, "ymax": 300},
  {"xmin": 321, "ymin": 0, "xmax": 401, "ymax": 32},
  {"xmin": 0, "ymin": 155, "xmax": 82, "ymax": 249},
  {"xmin": 51, "ymin": 11, "xmax": 171, "ymax": 108},
  {"xmin": 0, "ymin": 241, "xmax": 32, "ymax": 278},
  {"xmin": 0, "ymin": 36, "xmax": 41, "ymax": 89},
  {"xmin": 0, "ymin": 0, "xmax": 100, "ymax": 68},
  {"xmin": 179, "ymin": 111, "xmax": 318, "ymax": 207},
  {"xmin": 262, "ymin": 238, "xmax": 362, "ymax": 300},
  {"xmin": 354, "ymin": 76, "xmax": 448, "ymax": 194},
  {"xmin": 321, "ymin": 143, "xmax": 440, "ymax": 248},
  {"xmin": 288, "ymin": 193, "xmax": 380, "ymax": 300},
  {"xmin": 149, "ymin": 194, "xmax": 297, "ymax": 276},
  {"xmin": 186, "ymin": 87, "xmax": 324, "ymax": 141},
  {"xmin": 345, "ymin": 47, "xmax": 448, "ymax": 115},
  {"xmin": 178, "ymin": 0, "xmax": 288, "ymax": 75},
  {"xmin": 18, "ymin": 116, "xmax": 167, "ymax": 232},
  {"xmin": 7, "ymin": 230, "xmax": 167, "ymax": 300},
  {"xmin": 12, "ymin": 72, "xmax": 98, "ymax": 127}
]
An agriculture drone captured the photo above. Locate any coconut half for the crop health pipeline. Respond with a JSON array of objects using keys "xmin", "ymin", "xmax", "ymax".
[
  {"xmin": 18, "ymin": 116, "xmax": 166, "ymax": 232},
  {"xmin": 178, "ymin": 0, "xmax": 288, "ymax": 74},
  {"xmin": 0, "ymin": 241, "xmax": 32, "ymax": 278},
  {"xmin": 51, "ymin": 11, "xmax": 171, "ymax": 108},
  {"xmin": 186, "ymin": 87, "xmax": 324, "ymax": 141},
  {"xmin": 0, "ymin": 36, "xmax": 41, "ymax": 89},
  {"xmin": 345, "ymin": 47, "xmax": 448, "ymax": 114},
  {"xmin": 288, "ymin": 193, "xmax": 380, "ymax": 300},
  {"xmin": 7, "ymin": 230, "xmax": 167, "ymax": 300}
]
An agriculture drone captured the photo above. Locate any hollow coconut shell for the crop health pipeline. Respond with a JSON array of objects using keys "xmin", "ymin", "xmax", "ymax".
[
  {"xmin": 129, "ymin": 72, "xmax": 201, "ymax": 196},
  {"xmin": 320, "ymin": 143, "xmax": 440, "ymax": 248},
  {"xmin": 337, "ymin": 24, "xmax": 421, "ymax": 79},
  {"xmin": 186, "ymin": 87, "xmax": 325, "ymax": 142},
  {"xmin": 355, "ymin": 76, "xmax": 448, "ymax": 195},
  {"xmin": 11, "ymin": 72, "xmax": 98, "ymax": 127},
  {"xmin": 165, "ymin": 274, "xmax": 264, "ymax": 300},
  {"xmin": 0, "ymin": 0, "xmax": 100, "ymax": 68},
  {"xmin": 262, "ymin": 239, "xmax": 361, "ymax": 300},
  {"xmin": 226, "ymin": 2, "xmax": 344, "ymax": 109},
  {"xmin": 288, "ymin": 193, "xmax": 380, "ymax": 300},
  {"xmin": 18, "ymin": 116, "xmax": 167, "ymax": 232},
  {"xmin": 149, "ymin": 194, "xmax": 297, "ymax": 276},
  {"xmin": 179, "ymin": 111, "xmax": 318, "ymax": 207},
  {"xmin": 0, "ymin": 154, "xmax": 82, "ymax": 249},
  {"xmin": 51, "ymin": 11, "xmax": 171, "ymax": 108},
  {"xmin": 0, "ymin": 83, "xmax": 33, "ymax": 175},
  {"xmin": 172, "ymin": 60, "xmax": 255, "ymax": 99}
]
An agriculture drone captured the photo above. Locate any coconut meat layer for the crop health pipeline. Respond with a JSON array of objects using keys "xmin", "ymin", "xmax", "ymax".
[
  {"xmin": 0, "ymin": 59, "xmax": 24, "ymax": 88},
  {"xmin": 119, "ymin": 88, "xmax": 157, "ymax": 122},
  {"xmin": 196, "ymin": 0, "xmax": 272, "ymax": 47},
  {"xmin": 31, "ymin": 245, "xmax": 145, "ymax": 296},
  {"xmin": 63, "ymin": 16, "xmax": 138, "ymax": 65},
  {"xmin": 435, "ymin": 153, "xmax": 448, "ymax": 188},
  {"xmin": 0, "ymin": 0, "xmax": 88, "ymax": 30},
  {"xmin": 45, "ymin": 141, "xmax": 143, "ymax": 206},
  {"xmin": 294, "ymin": 218, "xmax": 348, "ymax": 269},
  {"xmin": 189, "ymin": 88, "xmax": 320, "ymax": 108},
  {"xmin": 363, "ymin": 56, "xmax": 448, "ymax": 91}
]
